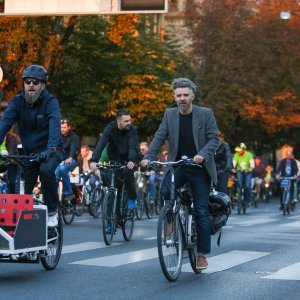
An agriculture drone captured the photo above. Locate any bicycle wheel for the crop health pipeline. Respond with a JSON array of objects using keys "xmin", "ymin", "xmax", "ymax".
[
  {"xmin": 89, "ymin": 187, "xmax": 104, "ymax": 218},
  {"xmin": 145, "ymin": 197, "xmax": 154, "ymax": 219},
  {"xmin": 41, "ymin": 209, "xmax": 63, "ymax": 270},
  {"xmin": 281, "ymin": 190, "xmax": 287, "ymax": 215},
  {"xmin": 102, "ymin": 190, "xmax": 116, "ymax": 246},
  {"xmin": 135, "ymin": 190, "xmax": 144, "ymax": 220},
  {"xmin": 237, "ymin": 191, "xmax": 242, "ymax": 215},
  {"xmin": 157, "ymin": 204, "xmax": 183, "ymax": 282},
  {"xmin": 122, "ymin": 196, "xmax": 135, "ymax": 241},
  {"xmin": 188, "ymin": 214, "xmax": 202, "ymax": 274},
  {"xmin": 61, "ymin": 199, "xmax": 75, "ymax": 225}
]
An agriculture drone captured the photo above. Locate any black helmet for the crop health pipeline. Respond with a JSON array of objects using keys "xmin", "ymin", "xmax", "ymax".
[{"xmin": 22, "ymin": 64, "xmax": 48, "ymax": 82}]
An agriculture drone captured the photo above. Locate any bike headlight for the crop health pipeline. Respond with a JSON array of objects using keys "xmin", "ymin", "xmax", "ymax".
[{"xmin": 138, "ymin": 181, "xmax": 144, "ymax": 188}]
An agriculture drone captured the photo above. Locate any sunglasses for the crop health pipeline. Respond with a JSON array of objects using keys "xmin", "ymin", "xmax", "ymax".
[
  {"xmin": 24, "ymin": 78, "xmax": 41, "ymax": 85},
  {"xmin": 61, "ymin": 119, "xmax": 69, "ymax": 124}
]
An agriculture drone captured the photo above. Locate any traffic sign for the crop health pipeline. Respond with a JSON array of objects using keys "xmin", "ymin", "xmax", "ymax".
[{"xmin": 0, "ymin": 0, "xmax": 168, "ymax": 16}]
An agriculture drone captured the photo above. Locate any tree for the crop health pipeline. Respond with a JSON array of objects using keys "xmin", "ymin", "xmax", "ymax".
[{"xmin": 186, "ymin": 0, "xmax": 300, "ymax": 153}]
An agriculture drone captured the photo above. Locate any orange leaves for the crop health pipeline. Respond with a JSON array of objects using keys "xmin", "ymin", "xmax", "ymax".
[
  {"xmin": 241, "ymin": 89, "xmax": 300, "ymax": 133},
  {"xmin": 108, "ymin": 14, "xmax": 140, "ymax": 46},
  {"xmin": 106, "ymin": 74, "xmax": 172, "ymax": 123}
]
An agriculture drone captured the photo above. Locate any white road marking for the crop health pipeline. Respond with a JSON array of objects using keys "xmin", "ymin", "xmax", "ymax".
[
  {"xmin": 62, "ymin": 242, "xmax": 121, "ymax": 254},
  {"xmin": 262, "ymin": 262, "xmax": 300, "ymax": 280},
  {"xmin": 280, "ymin": 220, "xmax": 300, "ymax": 227},
  {"xmin": 182, "ymin": 250, "xmax": 270, "ymax": 273},
  {"xmin": 228, "ymin": 218, "xmax": 277, "ymax": 227},
  {"xmin": 70, "ymin": 247, "xmax": 158, "ymax": 267}
]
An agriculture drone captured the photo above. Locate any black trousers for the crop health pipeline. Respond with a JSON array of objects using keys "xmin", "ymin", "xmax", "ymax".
[{"xmin": 24, "ymin": 151, "xmax": 63, "ymax": 213}]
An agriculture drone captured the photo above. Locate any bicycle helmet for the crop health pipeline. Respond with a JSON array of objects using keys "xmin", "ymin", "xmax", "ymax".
[{"xmin": 22, "ymin": 64, "xmax": 48, "ymax": 82}]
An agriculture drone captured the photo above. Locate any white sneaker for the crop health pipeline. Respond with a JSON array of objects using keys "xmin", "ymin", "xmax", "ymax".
[{"xmin": 47, "ymin": 212, "xmax": 58, "ymax": 227}]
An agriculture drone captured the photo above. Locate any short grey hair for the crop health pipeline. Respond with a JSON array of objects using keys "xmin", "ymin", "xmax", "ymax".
[{"xmin": 171, "ymin": 78, "xmax": 197, "ymax": 93}]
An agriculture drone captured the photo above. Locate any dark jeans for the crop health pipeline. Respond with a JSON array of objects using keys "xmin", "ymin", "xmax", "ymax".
[
  {"xmin": 24, "ymin": 151, "xmax": 63, "ymax": 213},
  {"xmin": 161, "ymin": 166, "xmax": 211, "ymax": 255},
  {"xmin": 217, "ymin": 170, "xmax": 230, "ymax": 195},
  {"xmin": 237, "ymin": 171, "xmax": 252, "ymax": 203}
]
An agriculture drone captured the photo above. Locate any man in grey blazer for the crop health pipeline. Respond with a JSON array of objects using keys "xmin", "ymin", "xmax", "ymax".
[{"xmin": 141, "ymin": 78, "xmax": 219, "ymax": 270}]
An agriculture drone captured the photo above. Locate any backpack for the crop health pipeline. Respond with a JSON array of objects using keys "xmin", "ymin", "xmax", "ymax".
[{"xmin": 214, "ymin": 141, "xmax": 226, "ymax": 163}]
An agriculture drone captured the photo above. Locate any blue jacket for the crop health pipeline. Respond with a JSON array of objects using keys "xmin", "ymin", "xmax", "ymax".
[{"xmin": 0, "ymin": 89, "xmax": 63, "ymax": 154}]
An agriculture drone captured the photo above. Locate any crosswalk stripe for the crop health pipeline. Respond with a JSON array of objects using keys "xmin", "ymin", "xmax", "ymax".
[
  {"xmin": 262, "ymin": 262, "xmax": 300, "ymax": 280},
  {"xmin": 62, "ymin": 242, "xmax": 121, "ymax": 254},
  {"xmin": 227, "ymin": 218, "xmax": 277, "ymax": 227},
  {"xmin": 280, "ymin": 220, "xmax": 300, "ymax": 227},
  {"xmin": 70, "ymin": 247, "xmax": 158, "ymax": 267},
  {"xmin": 143, "ymin": 236, "xmax": 157, "ymax": 240},
  {"xmin": 182, "ymin": 250, "xmax": 270, "ymax": 273}
]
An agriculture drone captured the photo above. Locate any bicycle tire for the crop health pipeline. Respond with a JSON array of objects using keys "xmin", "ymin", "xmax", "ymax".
[
  {"xmin": 41, "ymin": 209, "xmax": 63, "ymax": 270},
  {"xmin": 145, "ymin": 197, "xmax": 154, "ymax": 219},
  {"xmin": 157, "ymin": 204, "xmax": 183, "ymax": 282},
  {"xmin": 89, "ymin": 187, "xmax": 104, "ymax": 218},
  {"xmin": 75, "ymin": 190, "xmax": 85, "ymax": 217},
  {"xmin": 135, "ymin": 190, "xmax": 144, "ymax": 220},
  {"xmin": 102, "ymin": 190, "xmax": 116, "ymax": 246},
  {"xmin": 121, "ymin": 192, "xmax": 134, "ymax": 241},
  {"xmin": 61, "ymin": 200, "xmax": 76, "ymax": 225},
  {"xmin": 187, "ymin": 214, "xmax": 202, "ymax": 274}
]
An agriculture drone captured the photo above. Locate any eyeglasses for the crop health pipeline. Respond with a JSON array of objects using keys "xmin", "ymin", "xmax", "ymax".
[
  {"xmin": 175, "ymin": 93, "xmax": 190, "ymax": 98},
  {"xmin": 24, "ymin": 78, "xmax": 41, "ymax": 85}
]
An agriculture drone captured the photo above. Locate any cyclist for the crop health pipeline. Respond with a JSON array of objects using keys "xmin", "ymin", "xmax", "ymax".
[
  {"xmin": 55, "ymin": 119, "xmax": 80, "ymax": 201},
  {"xmin": 232, "ymin": 143, "xmax": 254, "ymax": 206},
  {"xmin": 89, "ymin": 109, "xmax": 142, "ymax": 231},
  {"xmin": 0, "ymin": 64, "xmax": 63, "ymax": 227},
  {"xmin": 215, "ymin": 132, "xmax": 232, "ymax": 194},
  {"xmin": 139, "ymin": 141, "xmax": 157, "ymax": 204},
  {"xmin": 276, "ymin": 150, "xmax": 298, "ymax": 209},
  {"xmin": 141, "ymin": 78, "xmax": 219, "ymax": 270},
  {"xmin": 251, "ymin": 156, "xmax": 266, "ymax": 201}
]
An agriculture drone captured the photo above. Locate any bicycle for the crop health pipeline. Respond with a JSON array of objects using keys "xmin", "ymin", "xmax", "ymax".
[
  {"xmin": 98, "ymin": 163, "xmax": 135, "ymax": 246},
  {"xmin": 60, "ymin": 171, "xmax": 104, "ymax": 225},
  {"xmin": 0, "ymin": 154, "xmax": 63, "ymax": 270},
  {"xmin": 135, "ymin": 170, "xmax": 153, "ymax": 219},
  {"xmin": 279, "ymin": 177, "xmax": 295, "ymax": 215},
  {"xmin": 148, "ymin": 157, "xmax": 202, "ymax": 282},
  {"xmin": 236, "ymin": 170, "xmax": 251, "ymax": 215}
]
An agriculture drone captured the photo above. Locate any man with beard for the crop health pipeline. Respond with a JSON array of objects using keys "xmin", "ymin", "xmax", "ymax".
[
  {"xmin": 90, "ymin": 109, "xmax": 141, "ymax": 233},
  {"xmin": 141, "ymin": 78, "xmax": 219, "ymax": 270},
  {"xmin": 0, "ymin": 64, "xmax": 63, "ymax": 227}
]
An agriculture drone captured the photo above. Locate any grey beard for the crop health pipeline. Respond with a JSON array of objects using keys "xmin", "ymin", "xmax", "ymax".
[{"xmin": 25, "ymin": 92, "xmax": 40, "ymax": 104}]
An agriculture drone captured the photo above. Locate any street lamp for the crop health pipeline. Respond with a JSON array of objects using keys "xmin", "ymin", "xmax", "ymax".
[{"xmin": 280, "ymin": 11, "xmax": 291, "ymax": 20}]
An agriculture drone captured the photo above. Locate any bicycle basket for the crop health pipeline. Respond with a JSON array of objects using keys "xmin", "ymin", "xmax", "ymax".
[{"xmin": 280, "ymin": 179, "xmax": 290, "ymax": 188}]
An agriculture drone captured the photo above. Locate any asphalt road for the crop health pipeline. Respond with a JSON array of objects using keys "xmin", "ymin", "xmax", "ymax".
[{"xmin": 1, "ymin": 197, "xmax": 300, "ymax": 300}]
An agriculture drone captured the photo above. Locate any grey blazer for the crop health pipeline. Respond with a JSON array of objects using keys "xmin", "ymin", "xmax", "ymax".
[{"xmin": 144, "ymin": 105, "xmax": 219, "ymax": 185}]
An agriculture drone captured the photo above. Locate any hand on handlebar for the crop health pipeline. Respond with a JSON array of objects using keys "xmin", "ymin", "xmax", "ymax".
[
  {"xmin": 89, "ymin": 162, "xmax": 98, "ymax": 173},
  {"xmin": 127, "ymin": 161, "xmax": 135, "ymax": 169},
  {"xmin": 141, "ymin": 159, "xmax": 150, "ymax": 168},
  {"xmin": 193, "ymin": 155, "xmax": 204, "ymax": 164},
  {"xmin": 37, "ymin": 148, "xmax": 55, "ymax": 162}
]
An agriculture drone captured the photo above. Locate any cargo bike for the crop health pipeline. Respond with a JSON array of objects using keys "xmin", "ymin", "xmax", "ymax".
[{"xmin": 0, "ymin": 154, "xmax": 63, "ymax": 270}]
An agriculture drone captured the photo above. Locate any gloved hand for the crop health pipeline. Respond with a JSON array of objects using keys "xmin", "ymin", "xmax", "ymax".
[{"xmin": 38, "ymin": 148, "xmax": 55, "ymax": 162}]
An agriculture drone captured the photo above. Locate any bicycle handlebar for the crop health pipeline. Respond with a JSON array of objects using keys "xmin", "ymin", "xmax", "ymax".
[
  {"xmin": 148, "ymin": 156, "xmax": 202, "ymax": 169},
  {"xmin": 96, "ymin": 162, "xmax": 127, "ymax": 170},
  {"xmin": 0, "ymin": 154, "xmax": 39, "ymax": 166}
]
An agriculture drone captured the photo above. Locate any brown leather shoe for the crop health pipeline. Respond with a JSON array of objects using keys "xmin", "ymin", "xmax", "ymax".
[{"xmin": 196, "ymin": 255, "xmax": 208, "ymax": 270}]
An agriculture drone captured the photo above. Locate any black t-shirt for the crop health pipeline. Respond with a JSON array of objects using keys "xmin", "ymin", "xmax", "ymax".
[{"xmin": 175, "ymin": 112, "xmax": 197, "ymax": 160}]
